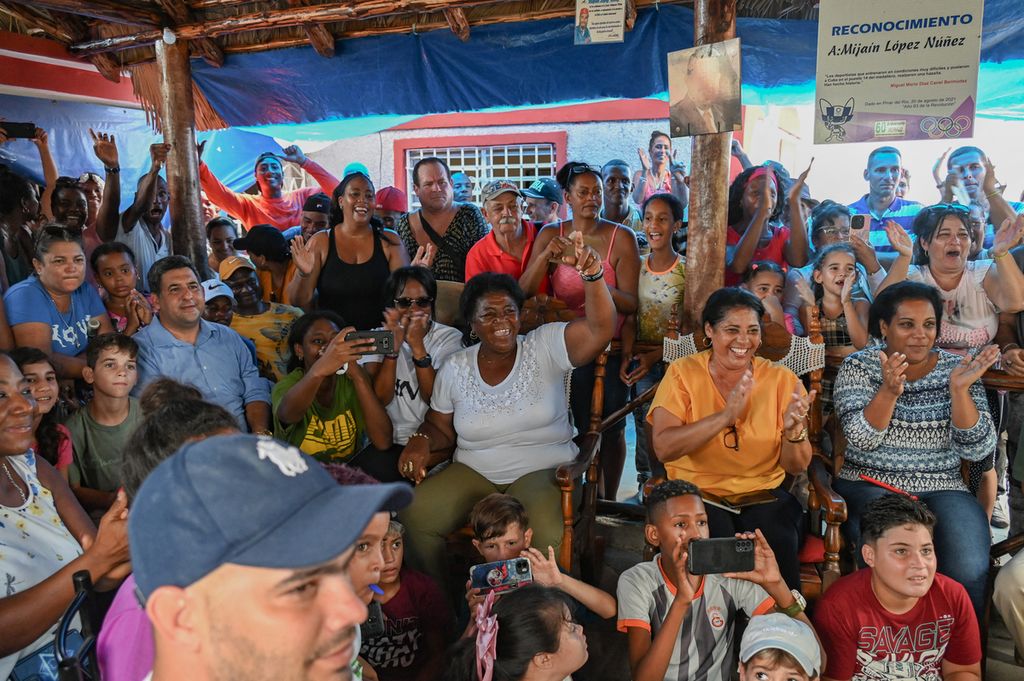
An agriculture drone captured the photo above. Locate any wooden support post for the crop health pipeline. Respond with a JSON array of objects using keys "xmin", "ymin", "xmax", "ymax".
[
  {"xmin": 155, "ymin": 37, "xmax": 211, "ymax": 280},
  {"xmin": 681, "ymin": 0, "xmax": 736, "ymax": 330}
]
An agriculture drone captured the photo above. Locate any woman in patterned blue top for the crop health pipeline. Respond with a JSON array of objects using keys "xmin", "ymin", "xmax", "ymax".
[{"xmin": 833, "ymin": 281, "xmax": 997, "ymax": 617}]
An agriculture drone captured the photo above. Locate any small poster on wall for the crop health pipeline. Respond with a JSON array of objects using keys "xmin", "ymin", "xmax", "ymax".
[
  {"xmin": 574, "ymin": 0, "xmax": 626, "ymax": 45},
  {"xmin": 667, "ymin": 38, "xmax": 743, "ymax": 137},
  {"xmin": 814, "ymin": 0, "xmax": 983, "ymax": 144}
]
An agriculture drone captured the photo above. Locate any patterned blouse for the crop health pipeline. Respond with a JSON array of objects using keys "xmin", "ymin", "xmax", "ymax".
[
  {"xmin": 834, "ymin": 348, "xmax": 995, "ymax": 493},
  {"xmin": 396, "ymin": 204, "xmax": 489, "ymax": 282}
]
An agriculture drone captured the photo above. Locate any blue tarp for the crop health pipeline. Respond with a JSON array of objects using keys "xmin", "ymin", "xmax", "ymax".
[
  {"xmin": 194, "ymin": 1, "xmax": 1024, "ymax": 129},
  {"xmin": 0, "ymin": 95, "xmax": 279, "ymax": 204}
]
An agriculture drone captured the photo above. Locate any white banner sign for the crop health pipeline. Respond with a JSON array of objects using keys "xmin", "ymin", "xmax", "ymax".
[
  {"xmin": 814, "ymin": 0, "xmax": 983, "ymax": 144},
  {"xmin": 574, "ymin": 0, "xmax": 626, "ymax": 45}
]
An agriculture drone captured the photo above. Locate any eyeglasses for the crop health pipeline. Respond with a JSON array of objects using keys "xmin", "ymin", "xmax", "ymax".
[
  {"xmin": 78, "ymin": 172, "xmax": 102, "ymax": 185},
  {"xmin": 723, "ymin": 425, "xmax": 739, "ymax": 451},
  {"xmin": 394, "ymin": 297, "xmax": 434, "ymax": 309}
]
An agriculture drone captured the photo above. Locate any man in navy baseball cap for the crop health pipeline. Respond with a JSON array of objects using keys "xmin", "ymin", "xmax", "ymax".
[{"xmin": 129, "ymin": 433, "xmax": 412, "ymax": 681}]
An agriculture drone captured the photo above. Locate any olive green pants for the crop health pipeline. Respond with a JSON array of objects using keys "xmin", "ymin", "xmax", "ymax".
[{"xmin": 400, "ymin": 462, "xmax": 565, "ymax": 583}]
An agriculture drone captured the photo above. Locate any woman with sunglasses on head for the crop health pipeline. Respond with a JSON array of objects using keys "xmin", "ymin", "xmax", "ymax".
[
  {"xmin": 288, "ymin": 172, "xmax": 409, "ymax": 328},
  {"xmin": 648, "ymin": 287, "xmax": 814, "ymax": 591},
  {"xmin": 521, "ymin": 161, "xmax": 640, "ymax": 500},
  {"xmin": 876, "ymin": 207, "xmax": 1024, "ymax": 522},
  {"xmin": 358, "ymin": 267, "xmax": 463, "ymax": 482},
  {"xmin": 3, "ymin": 224, "xmax": 114, "ymax": 379}
]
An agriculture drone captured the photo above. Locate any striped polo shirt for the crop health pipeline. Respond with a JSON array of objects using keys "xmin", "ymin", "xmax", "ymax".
[
  {"xmin": 846, "ymin": 195, "xmax": 923, "ymax": 253},
  {"xmin": 617, "ymin": 555, "xmax": 775, "ymax": 681}
]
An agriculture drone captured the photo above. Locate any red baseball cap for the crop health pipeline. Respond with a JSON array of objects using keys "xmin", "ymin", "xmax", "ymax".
[{"xmin": 375, "ymin": 186, "xmax": 407, "ymax": 213}]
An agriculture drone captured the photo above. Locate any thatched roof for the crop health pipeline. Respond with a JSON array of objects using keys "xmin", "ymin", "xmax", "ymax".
[{"xmin": 0, "ymin": 0, "xmax": 819, "ymax": 129}]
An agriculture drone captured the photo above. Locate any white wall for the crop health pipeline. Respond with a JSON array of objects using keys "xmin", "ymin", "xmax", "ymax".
[{"xmin": 305, "ymin": 119, "xmax": 689, "ymax": 192}]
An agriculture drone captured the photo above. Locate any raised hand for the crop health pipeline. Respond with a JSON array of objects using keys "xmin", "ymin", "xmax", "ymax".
[
  {"xmin": 637, "ymin": 147, "xmax": 652, "ymax": 173},
  {"xmin": 290, "ymin": 235, "xmax": 317, "ymax": 276},
  {"xmin": 722, "ymin": 370, "xmax": 754, "ymax": 424},
  {"xmin": 82, "ymin": 489, "xmax": 131, "ymax": 584},
  {"xmin": 31, "ymin": 127, "xmax": 48, "ymax": 149},
  {"xmin": 950, "ymin": 344, "xmax": 999, "ymax": 394},
  {"xmin": 932, "ymin": 147, "xmax": 951, "ymax": 186},
  {"xmin": 671, "ymin": 536, "xmax": 696, "ymax": 603},
  {"xmin": 850, "ymin": 232, "xmax": 881, "ymax": 272},
  {"xmin": 879, "ymin": 350, "xmax": 908, "ymax": 396},
  {"xmin": 981, "ymin": 156, "xmax": 1002, "ymax": 197},
  {"xmin": 544, "ymin": 235, "xmax": 572, "ymax": 263},
  {"xmin": 990, "ymin": 214, "xmax": 1024, "ymax": 258},
  {"xmin": 884, "ymin": 220, "xmax": 913, "ymax": 259},
  {"xmin": 381, "ymin": 307, "xmax": 408, "ymax": 350},
  {"xmin": 522, "ymin": 546, "xmax": 563, "ymax": 587},
  {"xmin": 730, "ymin": 138, "xmax": 745, "ymax": 158},
  {"xmin": 311, "ymin": 326, "xmax": 375, "ymax": 377},
  {"xmin": 280, "ymin": 145, "xmax": 306, "ymax": 165},
  {"xmin": 150, "ymin": 142, "xmax": 171, "ymax": 170},
  {"xmin": 840, "ymin": 270, "xmax": 856, "ymax": 304},
  {"xmin": 131, "ymin": 291, "xmax": 154, "ymax": 327},
  {"xmin": 723, "ymin": 529, "xmax": 782, "ymax": 587},
  {"xmin": 411, "ymin": 243, "xmax": 436, "ymax": 268},
  {"xmin": 782, "ymin": 388, "xmax": 815, "ymax": 435},
  {"xmin": 794, "ymin": 275, "xmax": 816, "ymax": 307},
  {"xmin": 670, "ymin": 148, "xmax": 686, "ymax": 175},
  {"xmin": 405, "ymin": 311, "xmax": 430, "ymax": 352},
  {"xmin": 788, "ymin": 158, "xmax": 814, "ymax": 203},
  {"xmin": 90, "ymin": 128, "xmax": 119, "ymax": 168}
]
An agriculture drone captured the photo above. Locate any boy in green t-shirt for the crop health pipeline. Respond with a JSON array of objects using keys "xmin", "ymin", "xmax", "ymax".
[{"xmin": 67, "ymin": 333, "xmax": 143, "ymax": 517}]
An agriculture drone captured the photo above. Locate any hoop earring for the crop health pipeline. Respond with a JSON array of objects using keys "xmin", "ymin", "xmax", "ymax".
[
  {"xmin": 470, "ymin": 329, "xmax": 479, "ymax": 341},
  {"xmin": 703, "ymin": 336, "xmax": 711, "ymax": 348}
]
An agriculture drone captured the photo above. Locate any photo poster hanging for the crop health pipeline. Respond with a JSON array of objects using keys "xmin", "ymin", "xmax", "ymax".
[
  {"xmin": 574, "ymin": 0, "xmax": 626, "ymax": 45},
  {"xmin": 667, "ymin": 38, "xmax": 743, "ymax": 138}
]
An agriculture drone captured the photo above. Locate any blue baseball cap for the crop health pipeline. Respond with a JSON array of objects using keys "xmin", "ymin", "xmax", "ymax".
[{"xmin": 129, "ymin": 434, "xmax": 412, "ymax": 602}]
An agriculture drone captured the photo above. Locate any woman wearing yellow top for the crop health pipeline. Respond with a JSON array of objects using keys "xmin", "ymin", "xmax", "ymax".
[{"xmin": 648, "ymin": 287, "xmax": 814, "ymax": 589}]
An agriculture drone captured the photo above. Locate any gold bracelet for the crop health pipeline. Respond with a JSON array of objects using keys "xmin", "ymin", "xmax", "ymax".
[
  {"xmin": 986, "ymin": 188, "xmax": 1002, "ymax": 199},
  {"xmin": 994, "ymin": 250, "xmax": 1009, "ymax": 259},
  {"xmin": 785, "ymin": 426, "xmax": 808, "ymax": 443}
]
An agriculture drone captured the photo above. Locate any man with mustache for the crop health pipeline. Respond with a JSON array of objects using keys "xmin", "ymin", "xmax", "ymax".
[
  {"xmin": 464, "ymin": 180, "xmax": 547, "ymax": 293},
  {"xmin": 198, "ymin": 144, "xmax": 339, "ymax": 232},
  {"xmin": 846, "ymin": 146, "xmax": 922, "ymax": 260},
  {"xmin": 129, "ymin": 433, "xmax": 412, "ymax": 681}
]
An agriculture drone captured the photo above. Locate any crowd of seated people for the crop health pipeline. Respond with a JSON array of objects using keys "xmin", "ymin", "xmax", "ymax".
[{"xmin": 2, "ymin": 120, "xmax": 1024, "ymax": 681}]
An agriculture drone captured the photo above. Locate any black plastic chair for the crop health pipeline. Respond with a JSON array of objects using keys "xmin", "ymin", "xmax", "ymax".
[{"xmin": 54, "ymin": 570, "xmax": 102, "ymax": 681}]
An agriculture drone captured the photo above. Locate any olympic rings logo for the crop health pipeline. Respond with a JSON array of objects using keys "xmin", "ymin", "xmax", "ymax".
[{"xmin": 920, "ymin": 116, "xmax": 971, "ymax": 138}]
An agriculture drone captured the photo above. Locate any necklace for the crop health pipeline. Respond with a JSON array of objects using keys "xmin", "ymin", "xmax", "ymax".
[
  {"xmin": 2, "ymin": 460, "xmax": 27, "ymax": 505},
  {"xmin": 44, "ymin": 285, "xmax": 79, "ymax": 340}
]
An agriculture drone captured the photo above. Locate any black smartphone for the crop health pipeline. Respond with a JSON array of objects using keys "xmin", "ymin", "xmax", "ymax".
[
  {"xmin": 469, "ymin": 557, "xmax": 534, "ymax": 595},
  {"xmin": 686, "ymin": 537, "xmax": 755, "ymax": 575},
  {"xmin": 360, "ymin": 600, "xmax": 385, "ymax": 639},
  {"xmin": 0, "ymin": 122, "xmax": 36, "ymax": 139},
  {"xmin": 344, "ymin": 330, "xmax": 395, "ymax": 355}
]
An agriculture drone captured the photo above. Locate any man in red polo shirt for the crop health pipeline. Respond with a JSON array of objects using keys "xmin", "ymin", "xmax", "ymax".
[{"xmin": 464, "ymin": 180, "xmax": 548, "ymax": 292}]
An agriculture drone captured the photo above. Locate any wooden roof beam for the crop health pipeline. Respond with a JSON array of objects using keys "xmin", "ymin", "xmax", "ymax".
[
  {"xmin": 444, "ymin": 7, "xmax": 471, "ymax": 42},
  {"xmin": 154, "ymin": 0, "xmax": 224, "ymax": 67},
  {"xmin": 3, "ymin": 0, "xmax": 159, "ymax": 27},
  {"xmin": 303, "ymin": 23, "xmax": 336, "ymax": 57},
  {"xmin": 0, "ymin": 2, "xmax": 125, "ymax": 82}
]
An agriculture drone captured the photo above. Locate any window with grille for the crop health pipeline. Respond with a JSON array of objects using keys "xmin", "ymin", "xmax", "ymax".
[{"xmin": 405, "ymin": 143, "xmax": 557, "ymax": 208}]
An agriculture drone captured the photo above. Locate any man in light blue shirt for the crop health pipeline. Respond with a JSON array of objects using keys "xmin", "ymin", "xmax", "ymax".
[{"xmin": 133, "ymin": 255, "xmax": 271, "ymax": 433}]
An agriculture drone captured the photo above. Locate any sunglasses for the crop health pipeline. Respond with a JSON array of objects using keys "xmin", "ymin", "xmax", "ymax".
[
  {"xmin": 78, "ymin": 172, "xmax": 102, "ymax": 185},
  {"xmin": 924, "ymin": 202, "xmax": 970, "ymax": 215},
  {"xmin": 567, "ymin": 164, "xmax": 601, "ymax": 178},
  {"xmin": 723, "ymin": 425, "xmax": 739, "ymax": 451},
  {"xmin": 394, "ymin": 297, "xmax": 433, "ymax": 309}
]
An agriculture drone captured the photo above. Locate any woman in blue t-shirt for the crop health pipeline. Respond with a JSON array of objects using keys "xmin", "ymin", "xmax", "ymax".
[{"xmin": 3, "ymin": 224, "xmax": 112, "ymax": 378}]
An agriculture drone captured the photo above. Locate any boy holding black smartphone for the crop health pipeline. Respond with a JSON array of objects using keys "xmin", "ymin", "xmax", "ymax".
[{"xmin": 617, "ymin": 480, "xmax": 819, "ymax": 681}]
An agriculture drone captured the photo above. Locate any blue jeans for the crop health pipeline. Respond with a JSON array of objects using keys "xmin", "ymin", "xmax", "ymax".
[{"xmin": 833, "ymin": 478, "xmax": 990, "ymax": 619}]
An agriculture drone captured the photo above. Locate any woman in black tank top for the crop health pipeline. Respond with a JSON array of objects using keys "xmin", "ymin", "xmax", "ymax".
[{"xmin": 287, "ymin": 172, "xmax": 409, "ymax": 329}]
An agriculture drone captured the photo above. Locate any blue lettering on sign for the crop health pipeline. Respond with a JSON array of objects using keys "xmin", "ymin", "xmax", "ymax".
[{"xmin": 831, "ymin": 14, "xmax": 972, "ymax": 36}]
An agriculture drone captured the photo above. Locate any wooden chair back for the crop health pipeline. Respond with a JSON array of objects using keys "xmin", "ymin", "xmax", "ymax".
[{"xmin": 434, "ymin": 280, "xmax": 464, "ymax": 327}]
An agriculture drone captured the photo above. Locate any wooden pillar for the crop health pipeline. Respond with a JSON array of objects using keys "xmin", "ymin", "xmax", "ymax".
[
  {"xmin": 682, "ymin": 0, "xmax": 736, "ymax": 330},
  {"xmin": 155, "ymin": 37, "xmax": 211, "ymax": 279}
]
